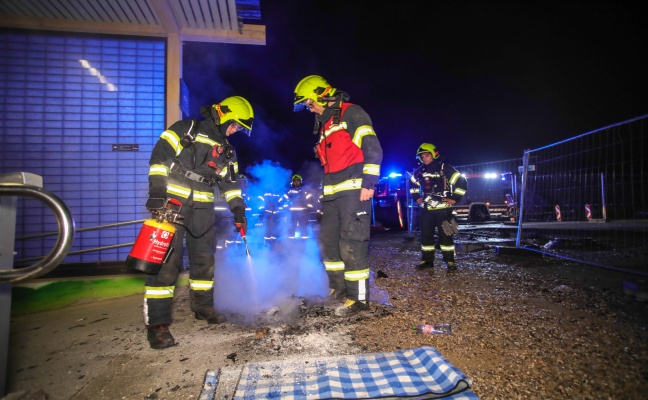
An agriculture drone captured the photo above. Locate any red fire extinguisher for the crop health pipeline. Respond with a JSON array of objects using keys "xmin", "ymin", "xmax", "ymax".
[{"xmin": 126, "ymin": 199, "xmax": 182, "ymax": 274}]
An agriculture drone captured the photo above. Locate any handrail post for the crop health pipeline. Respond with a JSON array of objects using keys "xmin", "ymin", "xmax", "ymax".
[
  {"xmin": 0, "ymin": 192, "xmax": 16, "ymax": 397},
  {"xmin": 0, "ymin": 172, "xmax": 43, "ymax": 396}
]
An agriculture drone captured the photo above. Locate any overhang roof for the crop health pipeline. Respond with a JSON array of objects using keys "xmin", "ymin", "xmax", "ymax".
[{"xmin": 0, "ymin": 0, "xmax": 265, "ymax": 45}]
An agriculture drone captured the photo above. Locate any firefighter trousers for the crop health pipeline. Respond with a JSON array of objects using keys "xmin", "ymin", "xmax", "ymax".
[
  {"xmin": 144, "ymin": 206, "xmax": 216, "ymax": 326},
  {"xmin": 419, "ymin": 207, "xmax": 456, "ymax": 264},
  {"xmin": 319, "ymin": 192, "xmax": 372, "ymax": 302}
]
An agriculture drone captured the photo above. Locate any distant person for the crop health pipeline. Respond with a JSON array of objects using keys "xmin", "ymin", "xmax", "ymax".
[
  {"xmin": 242, "ymin": 175, "xmax": 266, "ymax": 228},
  {"xmin": 293, "ymin": 75, "xmax": 383, "ymax": 316},
  {"xmin": 261, "ymin": 190, "xmax": 282, "ymax": 245},
  {"xmin": 143, "ymin": 96, "xmax": 253, "ymax": 349},
  {"xmin": 238, "ymin": 174, "xmax": 263, "ymax": 234},
  {"xmin": 279, "ymin": 174, "xmax": 314, "ymax": 240},
  {"xmin": 409, "ymin": 143, "xmax": 467, "ymax": 271}
]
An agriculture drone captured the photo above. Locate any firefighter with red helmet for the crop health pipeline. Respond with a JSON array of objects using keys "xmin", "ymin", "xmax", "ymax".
[
  {"xmin": 293, "ymin": 75, "xmax": 383, "ymax": 316},
  {"xmin": 409, "ymin": 143, "xmax": 467, "ymax": 271},
  {"xmin": 144, "ymin": 96, "xmax": 253, "ymax": 349}
]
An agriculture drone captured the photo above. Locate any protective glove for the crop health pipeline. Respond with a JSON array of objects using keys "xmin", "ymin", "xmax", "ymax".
[
  {"xmin": 422, "ymin": 195, "xmax": 440, "ymax": 208},
  {"xmin": 232, "ymin": 206, "xmax": 248, "ymax": 237},
  {"xmin": 440, "ymin": 191, "xmax": 452, "ymax": 200},
  {"xmin": 442, "ymin": 219, "xmax": 460, "ymax": 236},
  {"xmin": 146, "ymin": 197, "xmax": 167, "ymax": 215}
]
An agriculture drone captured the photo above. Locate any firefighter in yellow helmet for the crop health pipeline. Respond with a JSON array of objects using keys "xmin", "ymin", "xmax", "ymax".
[
  {"xmin": 144, "ymin": 95, "xmax": 253, "ymax": 349},
  {"xmin": 409, "ymin": 143, "xmax": 467, "ymax": 272},
  {"xmin": 279, "ymin": 174, "xmax": 314, "ymax": 240},
  {"xmin": 293, "ymin": 75, "xmax": 383, "ymax": 316}
]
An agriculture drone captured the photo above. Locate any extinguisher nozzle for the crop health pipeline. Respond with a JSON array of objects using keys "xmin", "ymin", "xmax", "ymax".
[{"xmin": 242, "ymin": 237, "xmax": 251, "ymax": 257}]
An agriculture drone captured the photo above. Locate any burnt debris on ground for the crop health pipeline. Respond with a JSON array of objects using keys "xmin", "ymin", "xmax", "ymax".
[{"xmin": 6, "ymin": 229, "xmax": 648, "ymax": 400}]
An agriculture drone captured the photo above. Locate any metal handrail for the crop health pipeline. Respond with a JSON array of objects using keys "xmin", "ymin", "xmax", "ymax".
[
  {"xmin": 15, "ymin": 242, "xmax": 136, "ymax": 264},
  {"xmin": 0, "ymin": 184, "xmax": 75, "ymax": 282},
  {"xmin": 15, "ymin": 219, "xmax": 144, "ymax": 241},
  {"xmin": 12, "ymin": 219, "xmax": 144, "ymax": 264}
]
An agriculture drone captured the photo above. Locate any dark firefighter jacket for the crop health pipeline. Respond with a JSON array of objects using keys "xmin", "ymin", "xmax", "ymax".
[
  {"xmin": 279, "ymin": 186, "xmax": 314, "ymax": 212},
  {"xmin": 409, "ymin": 157, "xmax": 467, "ymax": 211},
  {"xmin": 315, "ymin": 101, "xmax": 383, "ymax": 201},
  {"xmin": 148, "ymin": 118, "xmax": 244, "ymax": 212}
]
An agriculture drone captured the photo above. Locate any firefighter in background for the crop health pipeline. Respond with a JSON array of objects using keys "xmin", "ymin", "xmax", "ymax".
[
  {"xmin": 314, "ymin": 183, "xmax": 324, "ymax": 223},
  {"xmin": 144, "ymin": 96, "xmax": 253, "ymax": 349},
  {"xmin": 293, "ymin": 75, "xmax": 383, "ymax": 316},
  {"xmin": 262, "ymin": 190, "xmax": 281, "ymax": 245},
  {"xmin": 242, "ymin": 175, "xmax": 266, "ymax": 232},
  {"xmin": 279, "ymin": 174, "xmax": 314, "ymax": 240},
  {"xmin": 409, "ymin": 143, "xmax": 467, "ymax": 272},
  {"xmin": 239, "ymin": 174, "xmax": 261, "ymax": 231}
]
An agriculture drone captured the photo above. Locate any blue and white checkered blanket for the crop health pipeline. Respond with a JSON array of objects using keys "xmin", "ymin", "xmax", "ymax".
[{"xmin": 232, "ymin": 346, "xmax": 478, "ymax": 399}]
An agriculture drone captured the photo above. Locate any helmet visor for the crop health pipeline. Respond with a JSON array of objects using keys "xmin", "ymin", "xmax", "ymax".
[
  {"xmin": 235, "ymin": 117, "xmax": 253, "ymax": 137},
  {"xmin": 294, "ymin": 99, "xmax": 317, "ymax": 112},
  {"xmin": 231, "ymin": 122, "xmax": 251, "ymax": 137},
  {"xmin": 294, "ymin": 99, "xmax": 309, "ymax": 112}
]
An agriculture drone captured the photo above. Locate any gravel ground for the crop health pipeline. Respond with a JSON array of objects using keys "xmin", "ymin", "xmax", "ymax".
[
  {"xmin": 357, "ymin": 230, "xmax": 648, "ymax": 399},
  {"xmin": 6, "ymin": 229, "xmax": 648, "ymax": 399}
]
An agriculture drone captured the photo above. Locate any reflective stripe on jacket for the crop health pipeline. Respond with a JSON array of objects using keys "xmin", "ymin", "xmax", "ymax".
[
  {"xmin": 148, "ymin": 118, "xmax": 244, "ymax": 210},
  {"xmin": 317, "ymin": 102, "xmax": 383, "ymax": 200},
  {"xmin": 410, "ymin": 159, "xmax": 467, "ymax": 211}
]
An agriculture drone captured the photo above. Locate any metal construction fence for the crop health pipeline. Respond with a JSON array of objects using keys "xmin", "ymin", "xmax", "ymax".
[{"xmin": 516, "ymin": 114, "xmax": 648, "ymax": 275}]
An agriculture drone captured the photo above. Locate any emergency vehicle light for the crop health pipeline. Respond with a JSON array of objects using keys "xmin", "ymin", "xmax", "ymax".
[{"xmin": 388, "ymin": 172, "xmax": 402, "ymax": 178}]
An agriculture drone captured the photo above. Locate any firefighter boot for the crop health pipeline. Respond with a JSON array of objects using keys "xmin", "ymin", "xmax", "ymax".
[
  {"xmin": 446, "ymin": 261, "xmax": 457, "ymax": 272},
  {"xmin": 416, "ymin": 260, "xmax": 434, "ymax": 270},
  {"xmin": 326, "ymin": 288, "xmax": 347, "ymax": 304},
  {"xmin": 194, "ymin": 307, "xmax": 226, "ymax": 324},
  {"xmin": 147, "ymin": 324, "xmax": 176, "ymax": 350},
  {"xmin": 336, "ymin": 299, "xmax": 370, "ymax": 317}
]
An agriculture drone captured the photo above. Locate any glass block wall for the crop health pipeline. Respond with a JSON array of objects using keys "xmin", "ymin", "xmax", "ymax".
[{"xmin": 0, "ymin": 31, "xmax": 165, "ymax": 263}]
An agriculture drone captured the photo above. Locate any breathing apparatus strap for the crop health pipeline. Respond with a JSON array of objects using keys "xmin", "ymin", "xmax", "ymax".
[
  {"xmin": 180, "ymin": 119, "xmax": 198, "ymax": 148},
  {"xmin": 332, "ymin": 103, "xmax": 341, "ymax": 126},
  {"xmin": 312, "ymin": 119, "xmax": 321, "ymax": 135},
  {"xmin": 169, "ymin": 162, "xmax": 219, "ymax": 187}
]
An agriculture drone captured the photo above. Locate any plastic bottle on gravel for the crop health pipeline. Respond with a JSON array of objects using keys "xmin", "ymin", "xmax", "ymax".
[{"xmin": 413, "ymin": 323, "xmax": 452, "ymax": 335}]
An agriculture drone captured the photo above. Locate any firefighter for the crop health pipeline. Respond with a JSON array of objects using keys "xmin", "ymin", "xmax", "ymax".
[
  {"xmin": 409, "ymin": 143, "xmax": 467, "ymax": 271},
  {"xmin": 293, "ymin": 75, "xmax": 383, "ymax": 316},
  {"xmin": 261, "ymin": 190, "xmax": 281, "ymax": 245},
  {"xmin": 279, "ymin": 174, "xmax": 314, "ymax": 240},
  {"xmin": 144, "ymin": 96, "xmax": 253, "ymax": 349}
]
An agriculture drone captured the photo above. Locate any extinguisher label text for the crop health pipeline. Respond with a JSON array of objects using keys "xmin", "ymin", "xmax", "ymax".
[{"xmin": 129, "ymin": 223, "xmax": 175, "ymax": 264}]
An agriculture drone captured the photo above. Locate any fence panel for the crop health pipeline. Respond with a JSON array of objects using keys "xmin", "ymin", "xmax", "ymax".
[{"xmin": 518, "ymin": 115, "xmax": 648, "ymax": 275}]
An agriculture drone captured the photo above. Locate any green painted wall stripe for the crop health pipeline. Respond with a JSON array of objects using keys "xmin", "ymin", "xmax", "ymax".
[{"xmin": 11, "ymin": 276, "xmax": 190, "ymax": 315}]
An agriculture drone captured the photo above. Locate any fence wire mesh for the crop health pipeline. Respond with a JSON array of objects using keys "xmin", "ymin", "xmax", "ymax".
[{"xmin": 517, "ymin": 115, "xmax": 648, "ymax": 275}]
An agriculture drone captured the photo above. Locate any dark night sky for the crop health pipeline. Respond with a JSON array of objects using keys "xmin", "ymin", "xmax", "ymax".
[{"xmin": 182, "ymin": 1, "xmax": 647, "ymax": 176}]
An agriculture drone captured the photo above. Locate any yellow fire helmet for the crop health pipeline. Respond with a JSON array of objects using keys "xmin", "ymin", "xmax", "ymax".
[
  {"xmin": 213, "ymin": 96, "xmax": 254, "ymax": 136},
  {"xmin": 291, "ymin": 175, "xmax": 303, "ymax": 187},
  {"xmin": 293, "ymin": 75, "xmax": 337, "ymax": 112},
  {"xmin": 416, "ymin": 143, "xmax": 440, "ymax": 161}
]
